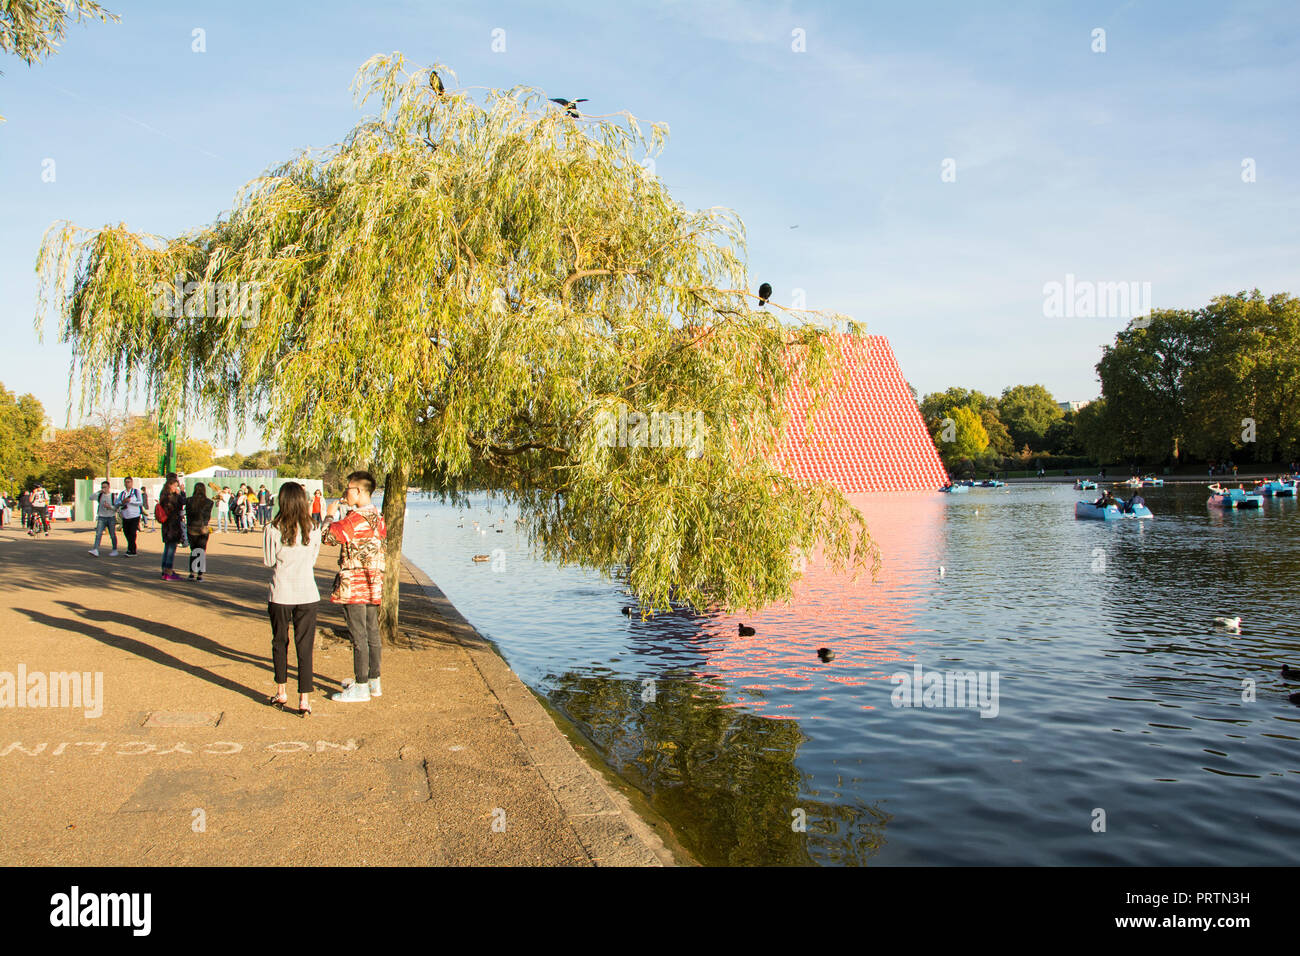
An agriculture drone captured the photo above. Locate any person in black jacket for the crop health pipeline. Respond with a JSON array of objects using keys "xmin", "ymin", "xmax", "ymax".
[
  {"xmin": 187, "ymin": 483, "xmax": 214, "ymax": 581},
  {"xmin": 159, "ymin": 477, "xmax": 185, "ymax": 581}
]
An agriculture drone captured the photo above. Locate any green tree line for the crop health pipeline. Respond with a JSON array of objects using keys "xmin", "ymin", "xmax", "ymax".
[{"xmin": 920, "ymin": 291, "xmax": 1298, "ymax": 474}]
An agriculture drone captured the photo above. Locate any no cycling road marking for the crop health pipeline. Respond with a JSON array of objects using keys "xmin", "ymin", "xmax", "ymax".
[{"xmin": 1, "ymin": 740, "xmax": 360, "ymax": 756}]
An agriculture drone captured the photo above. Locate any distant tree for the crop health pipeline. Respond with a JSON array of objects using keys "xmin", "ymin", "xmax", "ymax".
[
  {"xmin": 177, "ymin": 438, "xmax": 215, "ymax": 473},
  {"xmin": 40, "ymin": 411, "xmax": 158, "ymax": 480},
  {"xmin": 0, "ymin": 384, "xmax": 46, "ymax": 492},
  {"xmin": 1181, "ymin": 292, "xmax": 1300, "ymax": 463},
  {"xmin": 930, "ymin": 405, "xmax": 988, "ymax": 465},
  {"xmin": 1095, "ymin": 309, "xmax": 1201, "ymax": 463},
  {"xmin": 998, "ymin": 384, "xmax": 1063, "ymax": 451},
  {"xmin": 1073, "ymin": 399, "xmax": 1117, "ymax": 463},
  {"xmin": 1043, "ymin": 410, "xmax": 1081, "ymax": 456},
  {"xmin": 979, "ymin": 408, "xmax": 1014, "ymax": 456}
]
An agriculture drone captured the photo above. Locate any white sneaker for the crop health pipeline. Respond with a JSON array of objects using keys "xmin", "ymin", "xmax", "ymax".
[
  {"xmin": 87, "ymin": 549, "xmax": 99, "ymax": 556},
  {"xmin": 331, "ymin": 682, "xmax": 371, "ymax": 702},
  {"xmin": 109, "ymin": 550, "xmax": 119, "ymax": 556},
  {"xmin": 368, "ymin": 678, "xmax": 382, "ymax": 697}
]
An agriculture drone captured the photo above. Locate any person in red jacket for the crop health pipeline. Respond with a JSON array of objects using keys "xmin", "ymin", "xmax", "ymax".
[{"xmin": 321, "ymin": 471, "xmax": 387, "ymax": 702}]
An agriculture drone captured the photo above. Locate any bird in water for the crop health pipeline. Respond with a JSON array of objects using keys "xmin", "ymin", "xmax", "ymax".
[
  {"xmin": 622, "ymin": 606, "xmax": 636, "ymax": 616},
  {"xmin": 938, "ymin": 565, "xmax": 946, "ymax": 579},
  {"xmin": 472, "ymin": 554, "xmax": 491, "ymax": 562},
  {"xmin": 1291, "ymin": 692, "xmax": 1300, "ymax": 706},
  {"xmin": 430, "ymin": 70, "xmax": 445, "ymax": 95},
  {"xmin": 1214, "ymin": 616, "xmax": 1242, "ymax": 632},
  {"xmin": 817, "ymin": 647, "xmax": 835, "ymax": 662},
  {"xmin": 757, "ymin": 282, "xmax": 772, "ymax": 306},
  {"xmin": 738, "ymin": 623, "xmax": 756, "ymax": 636},
  {"xmin": 1282, "ymin": 664, "xmax": 1300, "ymax": 680},
  {"xmin": 550, "ymin": 97, "xmax": 587, "ymax": 118}
]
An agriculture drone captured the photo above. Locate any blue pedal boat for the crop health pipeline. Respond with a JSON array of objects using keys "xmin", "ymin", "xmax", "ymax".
[
  {"xmin": 1208, "ymin": 488, "xmax": 1264, "ymax": 509},
  {"xmin": 1074, "ymin": 479, "xmax": 1097, "ymax": 490},
  {"xmin": 939, "ymin": 483, "xmax": 969, "ymax": 494},
  {"xmin": 1257, "ymin": 480, "xmax": 1296, "ymax": 497},
  {"xmin": 977, "ymin": 479, "xmax": 1006, "ymax": 488},
  {"xmin": 1075, "ymin": 500, "xmax": 1153, "ymax": 521}
]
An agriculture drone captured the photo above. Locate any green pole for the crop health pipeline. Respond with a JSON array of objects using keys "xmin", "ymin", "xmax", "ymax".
[{"xmin": 158, "ymin": 418, "xmax": 178, "ymax": 476}]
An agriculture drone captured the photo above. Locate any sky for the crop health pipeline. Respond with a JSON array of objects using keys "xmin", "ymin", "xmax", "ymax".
[{"xmin": 1, "ymin": 0, "xmax": 1297, "ymax": 450}]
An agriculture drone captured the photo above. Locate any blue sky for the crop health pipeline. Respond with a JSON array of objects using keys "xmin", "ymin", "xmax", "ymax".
[{"xmin": 2, "ymin": 0, "xmax": 1297, "ymax": 450}]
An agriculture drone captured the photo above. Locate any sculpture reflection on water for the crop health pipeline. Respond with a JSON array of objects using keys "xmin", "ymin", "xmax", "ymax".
[{"xmin": 550, "ymin": 493, "xmax": 945, "ymax": 865}]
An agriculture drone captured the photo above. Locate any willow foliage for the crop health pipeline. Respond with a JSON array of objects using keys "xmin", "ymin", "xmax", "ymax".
[{"xmin": 36, "ymin": 52, "xmax": 877, "ymax": 620}]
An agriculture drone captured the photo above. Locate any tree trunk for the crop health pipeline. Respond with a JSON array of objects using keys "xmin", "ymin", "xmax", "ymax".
[{"xmin": 379, "ymin": 464, "xmax": 408, "ymax": 644}]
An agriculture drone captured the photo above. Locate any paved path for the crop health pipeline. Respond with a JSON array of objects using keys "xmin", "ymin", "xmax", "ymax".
[{"xmin": 0, "ymin": 519, "xmax": 675, "ymax": 866}]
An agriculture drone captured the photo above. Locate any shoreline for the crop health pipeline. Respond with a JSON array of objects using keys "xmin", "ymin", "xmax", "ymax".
[{"xmin": 399, "ymin": 557, "xmax": 686, "ymax": 865}]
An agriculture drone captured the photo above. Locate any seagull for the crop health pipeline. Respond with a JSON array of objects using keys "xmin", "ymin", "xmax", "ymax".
[
  {"xmin": 1213, "ymin": 616, "xmax": 1242, "ymax": 632},
  {"xmin": 938, "ymin": 566, "xmax": 945, "ymax": 579},
  {"xmin": 738, "ymin": 623, "xmax": 756, "ymax": 636},
  {"xmin": 757, "ymin": 282, "xmax": 772, "ymax": 306},
  {"xmin": 430, "ymin": 70, "xmax": 445, "ymax": 95},
  {"xmin": 550, "ymin": 97, "xmax": 587, "ymax": 118}
]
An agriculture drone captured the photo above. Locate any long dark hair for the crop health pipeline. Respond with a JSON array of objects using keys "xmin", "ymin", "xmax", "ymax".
[{"xmin": 270, "ymin": 482, "xmax": 313, "ymax": 546}]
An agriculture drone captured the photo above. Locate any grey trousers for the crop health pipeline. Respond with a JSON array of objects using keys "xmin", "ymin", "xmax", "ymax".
[{"xmin": 342, "ymin": 603, "xmax": 381, "ymax": 682}]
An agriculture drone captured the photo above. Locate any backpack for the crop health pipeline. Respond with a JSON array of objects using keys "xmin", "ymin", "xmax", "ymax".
[{"xmin": 155, "ymin": 501, "xmax": 168, "ymax": 522}]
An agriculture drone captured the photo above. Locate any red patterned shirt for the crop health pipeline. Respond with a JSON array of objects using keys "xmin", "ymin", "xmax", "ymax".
[{"xmin": 321, "ymin": 506, "xmax": 387, "ymax": 604}]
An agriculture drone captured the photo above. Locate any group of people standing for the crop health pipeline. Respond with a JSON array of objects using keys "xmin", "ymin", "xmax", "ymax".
[
  {"xmin": 218, "ymin": 484, "xmax": 275, "ymax": 533},
  {"xmin": 9, "ymin": 469, "xmax": 385, "ymax": 717}
]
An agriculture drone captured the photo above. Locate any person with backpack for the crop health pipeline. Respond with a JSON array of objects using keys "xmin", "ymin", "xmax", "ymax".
[
  {"xmin": 263, "ymin": 482, "xmax": 322, "ymax": 717},
  {"xmin": 186, "ymin": 483, "xmax": 214, "ymax": 580},
  {"xmin": 157, "ymin": 476, "xmax": 185, "ymax": 581},
  {"xmin": 257, "ymin": 484, "xmax": 271, "ymax": 528},
  {"xmin": 28, "ymin": 483, "xmax": 50, "ymax": 537},
  {"xmin": 116, "ymin": 477, "xmax": 143, "ymax": 555},
  {"xmin": 88, "ymin": 480, "xmax": 120, "ymax": 557}
]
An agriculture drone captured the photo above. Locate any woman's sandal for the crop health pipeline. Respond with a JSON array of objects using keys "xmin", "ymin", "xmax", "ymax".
[
  {"xmin": 268, "ymin": 693, "xmax": 288, "ymax": 707},
  {"xmin": 298, "ymin": 701, "xmax": 312, "ymax": 717}
]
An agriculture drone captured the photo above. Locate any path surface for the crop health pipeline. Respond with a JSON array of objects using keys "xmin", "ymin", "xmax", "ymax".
[{"xmin": 0, "ymin": 519, "xmax": 675, "ymax": 866}]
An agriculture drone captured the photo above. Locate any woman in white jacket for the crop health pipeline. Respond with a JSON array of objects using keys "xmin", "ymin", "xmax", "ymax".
[{"xmin": 262, "ymin": 482, "xmax": 322, "ymax": 716}]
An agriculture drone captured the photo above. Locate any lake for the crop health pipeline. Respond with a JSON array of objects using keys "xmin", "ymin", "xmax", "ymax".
[{"xmin": 399, "ymin": 483, "xmax": 1300, "ymax": 865}]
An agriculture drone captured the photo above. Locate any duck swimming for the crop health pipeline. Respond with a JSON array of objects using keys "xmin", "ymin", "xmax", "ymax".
[
  {"xmin": 738, "ymin": 623, "xmax": 756, "ymax": 636},
  {"xmin": 1282, "ymin": 664, "xmax": 1300, "ymax": 681},
  {"xmin": 817, "ymin": 647, "xmax": 835, "ymax": 662},
  {"xmin": 1213, "ymin": 616, "xmax": 1242, "ymax": 631},
  {"xmin": 472, "ymin": 554, "xmax": 491, "ymax": 562}
]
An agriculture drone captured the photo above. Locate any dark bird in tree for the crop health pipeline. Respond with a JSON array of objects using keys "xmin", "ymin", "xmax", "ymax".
[
  {"xmin": 738, "ymin": 623, "xmax": 756, "ymax": 636},
  {"xmin": 430, "ymin": 70, "xmax": 445, "ymax": 95},
  {"xmin": 757, "ymin": 282, "xmax": 772, "ymax": 306},
  {"xmin": 550, "ymin": 97, "xmax": 587, "ymax": 118}
]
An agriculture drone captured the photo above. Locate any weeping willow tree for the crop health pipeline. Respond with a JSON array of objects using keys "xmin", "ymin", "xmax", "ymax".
[{"xmin": 35, "ymin": 53, "xmax": 877, "ymax": 638}]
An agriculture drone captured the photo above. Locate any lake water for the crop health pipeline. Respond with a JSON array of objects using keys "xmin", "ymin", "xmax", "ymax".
[{"xmin": 400, "ymin": 483, "xmax": 1300, "ymax": 865}]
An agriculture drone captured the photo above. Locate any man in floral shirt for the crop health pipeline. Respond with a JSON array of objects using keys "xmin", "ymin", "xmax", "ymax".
[{"xmin": 322, "ymin": 470, "xmax": 387, "ymax": 702}]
